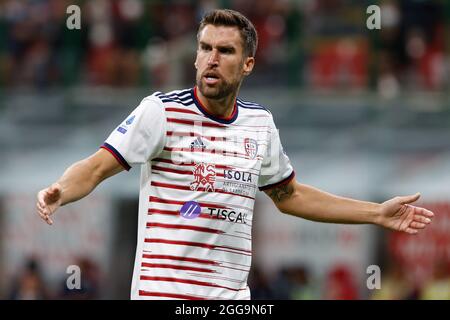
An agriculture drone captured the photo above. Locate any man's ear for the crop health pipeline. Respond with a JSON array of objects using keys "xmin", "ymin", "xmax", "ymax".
[
  {"xmin": 194, "ymin": 52, "xmax": 199, "ymax": 69},
  {"xmin": 243, "ymin": 56, "xmax": 255, "ymax": 76}
]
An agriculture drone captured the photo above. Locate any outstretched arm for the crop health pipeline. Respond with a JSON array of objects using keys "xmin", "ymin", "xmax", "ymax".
[
  {"xmin": 264, "ymin": 179, "xmax": 434, "ymax": 234},
  {"xmin": 36, "ymin": 148, "xmax": 124, "ymax": 225}
]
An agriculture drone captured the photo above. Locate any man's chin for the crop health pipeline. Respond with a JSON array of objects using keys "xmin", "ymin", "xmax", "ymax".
[{"xmin": 198, "ymin": 85, "xmax": 221, "ymax": 99}]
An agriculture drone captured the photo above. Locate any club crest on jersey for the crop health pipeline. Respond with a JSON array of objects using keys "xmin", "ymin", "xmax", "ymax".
[
  {"xmin": 190, "ymin": 162, "xmax": 216, "ymax": 192},
  {"xmin": 244, "ymin": 138, "xmax": 258, "ymax": 159}
]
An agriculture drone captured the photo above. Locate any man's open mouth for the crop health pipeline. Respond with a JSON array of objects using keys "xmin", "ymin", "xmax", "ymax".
[{"xmin": 204, "ymin": 73, "xmax": 220, "ymax": 85}]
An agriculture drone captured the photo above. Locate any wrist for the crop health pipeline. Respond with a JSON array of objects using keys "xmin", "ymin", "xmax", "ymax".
[
  {"xmin": 53, "ymin": 182, "xmax": 65, "ymax": 206},
  {"xmin": 370, "ymin": 203, "xmax": 383, "ymax": 225}
]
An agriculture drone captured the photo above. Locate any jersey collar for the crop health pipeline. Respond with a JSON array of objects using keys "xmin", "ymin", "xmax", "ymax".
[{"xmin": 191, "ymin": 86, "xmax": 238, "ymax": 124}]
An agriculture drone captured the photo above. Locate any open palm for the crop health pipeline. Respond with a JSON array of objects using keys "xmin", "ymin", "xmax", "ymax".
[
  {"xmin": 379, "ymin": 193, "xmax": 434, "ymax": 234},
  {"xmin": 36, "ymin": 183, "xmax": 62, "ymax": 225}
]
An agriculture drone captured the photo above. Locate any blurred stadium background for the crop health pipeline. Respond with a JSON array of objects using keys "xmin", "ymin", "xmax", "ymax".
[{"xmin": 0, "ymin": 0, "xmax": 449, "ymax": 300}]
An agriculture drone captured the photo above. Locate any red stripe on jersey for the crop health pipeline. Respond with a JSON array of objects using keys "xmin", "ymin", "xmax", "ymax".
[
  {"xmin": 149, "ymin": 197, "xmax": 185, "ymax": 205},
  {"xmin": 165, "ymin": 107, "xmax": 200, "ymax": 115},
  {"xmin": 145, "ymin": 238, "xmax": 252, "ymax": 256},
  {"xmin": 163, "ymin": 146, "xmax": 247, "ymax": 158},
  {"xmin": 139, "ymin": 276, "xmax": 246, "ymax": 292},
  {"xmin": 147, "ymin": 208, "xmax": 215, "ymax": 221},
  {"xmin": 151, "ymin": 165, "xmax": 193, "ymax": 175},
  {"xmin": 147, "ymin": 222, "xmax": 224, "ymax": 234},
  {"xmin": 142, "ymin": 254, "xmax": 249, "ymax": 273},
  {"xmin": 152, "ymin": 158, "xmax": 193, "ymax": 166},
  {"xmin": 166, "ymin": 131, "xmax": 227, "ymax": 142},
  {"xmin": 167, "ymin": 118, "xmax": 225, "ymax": 128},
  {"xmin": 151, "ymin": 182, "xmax": 188, "ymax": 191},
  {"xmin": 141, "ymin": 262, "xmax": 215, "ymax": 273},
  {"xmin": 149, "ymin": 196, "xmax": 230, "ymax": 210},
  {"xmin": 152, "ymin": 158, "xmax": 234, "ymax": 170},
  {"xmin": 152, "ymin": 165, "xmax": 225, "ymax": 178},
  {"xmin": 150, "ymin": 181, "xmax": 255, "ymax": 200},
  {"xmin": 138, "ymin": 290, "xmax": 206, "ymax": 300},
  {"xmin": 167, "ymin": 131, "xmax": 201, "ymax": 137},
  {"xmin": 187, "ymin": 272, "xmax": 247, "ymax": 284},
  {"xmin": 142, "ymin": 254, "xmax": 220, "ymax": 266},
  {"xmin": 146, "ymin": 221, "xmax": 251, "ymax": 240},
  {"xmin": 145, "ymin": 238, "xmax": 215, "ymax": 250},
  {"xmin": 147, "ymin": 208, "xmax": 178, "ymax": 216}
]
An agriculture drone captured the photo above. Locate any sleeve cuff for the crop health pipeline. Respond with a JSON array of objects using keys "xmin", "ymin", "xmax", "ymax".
[
  {"xmin": 100, "ymin": 143, "xmax": 131, "ymax": 171},
  {"xmin": 258, "ymin": 170, "xmax": 295, "ymax": 191}
]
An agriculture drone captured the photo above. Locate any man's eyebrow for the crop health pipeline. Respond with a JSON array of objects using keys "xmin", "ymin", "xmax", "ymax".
[
  {"xmin": 199, "ymin": 41, "xmax": 236, "ymax": 51},
  {"xmin": 217, "ymin": 45, "xmax": 235, "ymax": 51}
]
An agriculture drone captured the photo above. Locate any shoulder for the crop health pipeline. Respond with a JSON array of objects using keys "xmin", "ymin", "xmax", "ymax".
[
  {"xmin": 152, "ymin": 88, "xmax": 193, "ymax": 106},
  {"xmin": 236, "ymin": 97, "xmax": 271, "ymax": 115},
  {"xmin": 237, "ymin": 97, "xmax": 280, "ymax": 130}
]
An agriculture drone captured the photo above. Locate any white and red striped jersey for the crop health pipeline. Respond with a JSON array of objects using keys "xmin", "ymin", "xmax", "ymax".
[{"xmin": 102, "ymin": 87, "xmax": 294, "ymax": 300}]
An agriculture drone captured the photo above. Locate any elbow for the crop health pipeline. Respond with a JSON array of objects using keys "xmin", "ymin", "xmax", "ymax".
[
  {"xmin": 276, "ymin": 203, "xmax": 290, "ymax": 215},
  {"xmin": 275, "ymin": 192, "xmax": 303, "ymax": 216},
  {"xmin": 78, "ymin": 158, "xmax": 103, "ymax": 189}
]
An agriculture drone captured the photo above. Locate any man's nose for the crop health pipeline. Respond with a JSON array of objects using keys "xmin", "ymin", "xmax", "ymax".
[{"xmin": 208, "ymin": 49, "xmax": 219, "ymax": 66}]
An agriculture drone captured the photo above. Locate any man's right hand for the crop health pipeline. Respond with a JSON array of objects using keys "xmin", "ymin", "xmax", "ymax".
[
  {"xmin": 35, "ymin": 149, "xmax": 125, "ymax": 226},
  {"xmin": 36, "ymin": 183, "xmax": 63, "ymax": 225}
]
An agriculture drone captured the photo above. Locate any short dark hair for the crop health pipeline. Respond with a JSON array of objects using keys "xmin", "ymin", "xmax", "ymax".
[{"xmin": 197, "ymin": 9, "xmax": 258, "ymax": 58}]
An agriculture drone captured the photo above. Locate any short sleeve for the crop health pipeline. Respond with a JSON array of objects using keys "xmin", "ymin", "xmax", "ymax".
[
  {"xmin": 258, "ymin": 115, "xmax": 295, "ymax": 190},
  {"xmin": 101, "ymin": 95, "xmax": 167, "ymax": 170}
]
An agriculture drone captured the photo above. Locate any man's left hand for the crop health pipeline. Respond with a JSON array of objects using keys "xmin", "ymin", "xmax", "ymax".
[{"xmin": 378, "ymin": 193, "xmax": 434, "ymax": 234}]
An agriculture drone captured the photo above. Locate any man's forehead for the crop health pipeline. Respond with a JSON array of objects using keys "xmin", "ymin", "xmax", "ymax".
[{"xmin": 198, "ymin": 25, "xmax": 242, "ymax": 46}]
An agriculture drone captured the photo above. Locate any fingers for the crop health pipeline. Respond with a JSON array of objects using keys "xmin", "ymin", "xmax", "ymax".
[
  {"xmin": 403, "ymin": 205, "xmax": 435, "ymax": 235},
  {"xmin": 412, "ymin": 213, "xmax": 432, "ymax": 224},
  {"xmin": 409, "ymin": 205, "xmax": 434, "ymax": 223},
  {"xmin": 399, "ymin": 192, "xmax": 421, "ymax": 205},
  {"xmin": 36, "ymin": 188, "xmax": 55, "ymax": 226},
  {"xmin": 417, "ymin": 207, "xmax": 434, "ymax": 218},
  {"xmin": 404, "ymin": 228, "xmax": 419, "ymax": 235},
  {"xmin": 37, "ymin": 209, "xmax": 53, "ymax": 225},
  {"xmin": 410, "ymin": 221, "xmax": 427, "ymax": 229},
  {"xmin": 37, "ymin": 190, "xmax": 47, "ymax": 209},
  {"xmin": 36, "ymin": 202, "xmax": 54, "ymax": 225}
]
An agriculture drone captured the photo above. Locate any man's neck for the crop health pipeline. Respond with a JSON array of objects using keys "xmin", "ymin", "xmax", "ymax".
[{"xmin": 195, "ymin": 87, "xmax": 238, "ymax": 119}]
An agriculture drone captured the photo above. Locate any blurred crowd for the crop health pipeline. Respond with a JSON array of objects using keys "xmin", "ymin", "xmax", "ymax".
[
  {"xmin": 5, "ymin": 256, "xmax": 101, "ymax": 300},
  {"xmin": 0, "ymin": 0, "xmax": 448, "ymax": 94},
  {"xmin": 4, "ymin": 255, "xmax": 449, "ymax": 300},
  {"xmin": 248, "ymin": 260, "xmax": 450, "ymax": 300}
]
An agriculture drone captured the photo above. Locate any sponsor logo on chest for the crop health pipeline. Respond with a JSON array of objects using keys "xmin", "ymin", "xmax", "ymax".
[
  {"xmin": 223, "ymin": 169, "xmax": 254, "ymax": 183},
  {"xmin": 190, "ymin": 162, "xmax": 216, "ymax": 192},
  {"xmin": 178, "ymin": 201, "xmax": 248, "ymax": 225}
]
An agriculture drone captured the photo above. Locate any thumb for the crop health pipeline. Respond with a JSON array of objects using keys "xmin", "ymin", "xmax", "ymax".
[
  {"xmin": 45, "ymin": 184, "xmax": 62, "ymax": 201},
  {"xmin": 49, "ymin": 183, "xmax": 61, "ymax": 193},
  {"xmin": 399, "ymin": 192, "xmax": 421, "ymax": 205}
]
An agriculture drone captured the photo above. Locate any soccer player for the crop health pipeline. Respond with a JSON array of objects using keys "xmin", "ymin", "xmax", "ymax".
[{"xmin": 36, "ymin": 9, "xmax": 434, "ymax": 300}]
